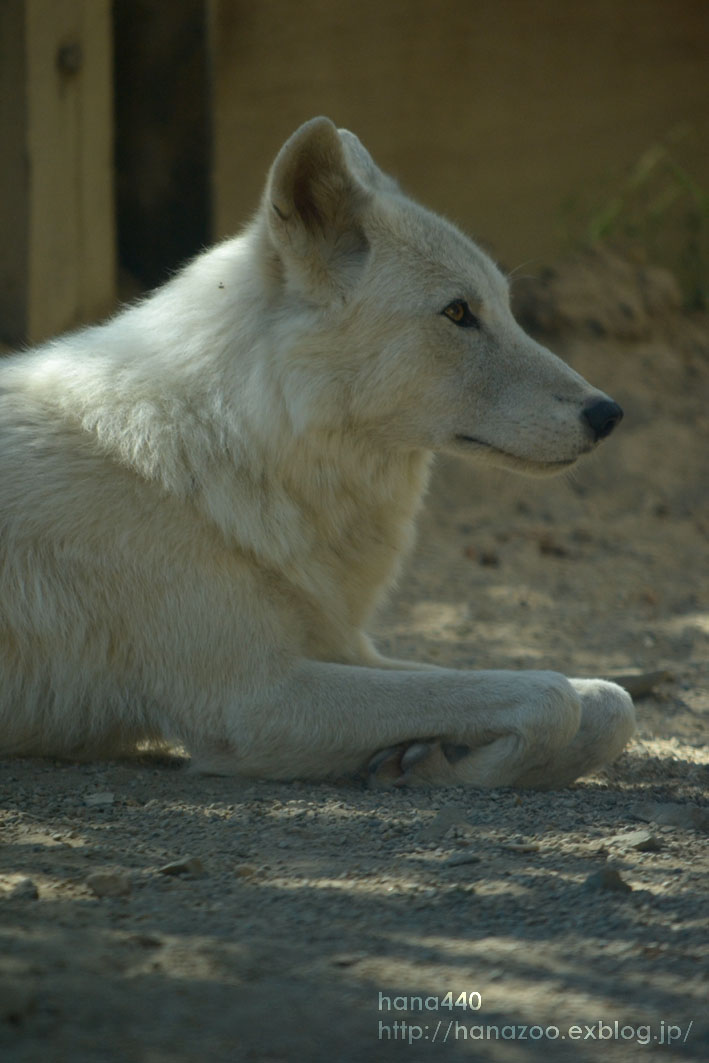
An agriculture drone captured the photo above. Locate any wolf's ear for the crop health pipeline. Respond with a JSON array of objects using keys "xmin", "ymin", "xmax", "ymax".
[
  {"xmin": 337, "ymin": 128, "xmax": 400, "ymax": 195},
  {"xmin": 265, "ymin": 117, "xmax": 371, "ymax": 293}
]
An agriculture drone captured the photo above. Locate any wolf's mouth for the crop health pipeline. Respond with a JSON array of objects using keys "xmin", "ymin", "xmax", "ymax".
[{"xmin": 453, "ymin": 434, "xmax": 579, "ymax": 472}]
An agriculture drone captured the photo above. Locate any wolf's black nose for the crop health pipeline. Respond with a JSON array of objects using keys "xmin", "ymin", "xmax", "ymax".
[{"xmin": 583, "ymin": 399, "xmax": 623, "ymax": 442}]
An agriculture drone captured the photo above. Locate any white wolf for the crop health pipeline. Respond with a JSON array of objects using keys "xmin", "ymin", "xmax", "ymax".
[{"xmin": 0, "ymin": 117, "xmax": 634, "ymax": 787}]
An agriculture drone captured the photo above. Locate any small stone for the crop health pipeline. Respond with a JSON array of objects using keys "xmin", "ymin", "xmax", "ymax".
[
  {"xmin": 444, "ymin": 853, "xmax": 481, "ymax": 867},
  {"xmin": 502, "ymin": 842, "xmax": 540, "ymax": 854},
  {"xmin": 444, "ymin": 823, "xmax": 475, "ymax": 842},
  {"xmin": 234, "ymin": 864, "xmax": 258, "ymax": 879},
  {"xmin": 583, "ymin": 867, "xmax": 632, "ymax": 893},
  {"xmin": 634, "ymin": 802, "xmax": 709, "ymax": 833},
  {"xmin": 463, "ymin": 544, "xmax": 500, "ymax": 566},
  {"xmin": 129, "ymin": 932, "xmax": 163, "ymax": 948},
  {"xmin": 419, "ymin": 808, "xmax": 472, "ymax": 842},
  {"xmin": 84, "ymin": 792, "xmax": 115, "ymax": 807},
  {"xmin": 331, "ymin": 952, "xmax": 366, "ymax": 967},
  {"xmin": 158, "ymin": 856, "xmax": 205, "ymax": 877},
  {"xmin": 537, "ymin": 532, "xmax": 570, "ymax": 557},
  {"xmin": 611, "ymin": 829, "xmax": 662, "ymax": 852},
  {"xmin": 86, "ymin": 871, "xmax": 132, "ymax": 898},
  {"xmin": 8, "ymin": 877, "xmax": 39, "ymax": 900}
]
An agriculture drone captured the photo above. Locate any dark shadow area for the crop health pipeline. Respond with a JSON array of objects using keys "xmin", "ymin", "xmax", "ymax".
[{"xmin": 113, "ymin": 0, "xmax": 211, "ymax": 292}]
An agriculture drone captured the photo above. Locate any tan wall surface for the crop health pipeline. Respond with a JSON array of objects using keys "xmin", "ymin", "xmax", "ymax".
[
  {"xmin": 0, "ymin": 0, "xmax": 115, "ymax": 346},
  {"xmin": 210, "ymin": 0, "xmax": 709, "ymax": 271}
]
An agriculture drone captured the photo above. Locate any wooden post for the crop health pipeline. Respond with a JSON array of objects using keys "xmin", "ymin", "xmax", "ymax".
[{"xmin": 0, "ymin": 0, "xmax": 115, "ymax": 347}]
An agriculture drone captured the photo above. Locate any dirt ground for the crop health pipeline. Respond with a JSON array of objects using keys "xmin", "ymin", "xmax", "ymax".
[{"xmin": 0, "ymin": 251, "xmax": 707, "ymax": 1062}]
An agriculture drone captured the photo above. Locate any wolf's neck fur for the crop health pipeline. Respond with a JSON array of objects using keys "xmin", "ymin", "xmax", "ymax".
[{"xmin": 199, "ymin": 416, "xmax": 434, "ymax": 638}]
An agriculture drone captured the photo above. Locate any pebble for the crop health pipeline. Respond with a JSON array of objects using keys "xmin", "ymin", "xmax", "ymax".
[
  {"xmin": 583, "ymin": 867, "xmax": 633, "ymax": 893},
  {"xmin": 444, "ymin": 853, "xmax": 481, "ymax": 867},
  {"xmin": 8, "ymin": 876, "xmax": 39, "ymax": 900},
  {"xmin": 634, "ymin": 802, "xmax": 709, "ymax": 833},
  {"xmin": 330, "ymin": 952, "xmax": 366, "ymax": 967},
  {"xmin": 86, "ymin": 871, "xmax": 132, "ymax": 898},
  {"xmin": 419, "ymin": 807, "xmax": 472, "ymax": 841},
  {"xmin": 84, "ymin": 792, "xmax": 115, "ymax": 808},
  {"xmin": 129, "ymin": 932, "xmax": 163, "ymax": 948},
  {"xmin": 610, "ymin": 829, "xmax": 662, "ymax": 852},
  {"xmin": 234, "ymin": 864, "xmax": 258, "ymax": 878},
  {"xmin": 537, "ymin": 532, "xmax": 571, "ymax": 557},
  {"xmin": 158, "ymin": 856, "xmax": 205, "ymax": 877}
]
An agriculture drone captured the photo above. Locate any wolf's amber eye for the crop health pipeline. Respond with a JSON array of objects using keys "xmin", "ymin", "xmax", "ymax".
[{"xmin": 442, "ymin": 300, "xmax": 480, "ymax": 328}]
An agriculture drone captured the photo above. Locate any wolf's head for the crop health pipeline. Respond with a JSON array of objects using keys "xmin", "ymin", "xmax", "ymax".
[{"xmin": 260, "ymin": 117, "xmax": 622, "ymax": 475}]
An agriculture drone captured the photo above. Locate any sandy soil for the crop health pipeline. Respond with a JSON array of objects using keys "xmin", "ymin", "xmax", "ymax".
[{"xmin": 1, "ymin": 252, "xmax": 707, "ymax": 1062}]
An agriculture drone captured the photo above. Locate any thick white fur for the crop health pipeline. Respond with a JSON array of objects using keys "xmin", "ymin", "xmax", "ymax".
[{"xmin": 0, "ymin": 118, "xmax": 634, "ymax": 786}]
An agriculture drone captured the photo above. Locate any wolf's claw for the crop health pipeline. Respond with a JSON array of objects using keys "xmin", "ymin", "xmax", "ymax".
[
  {"xmin": 368, "ymin": 737, "xmax": 463, "ymax": 787},
  {"xmin": 400, "ymin": 740, "xmax": 438, "ymax": 771},
  {"xmin": 367, "ymin": 744, "xmax": 407, "ymax": 780}
]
